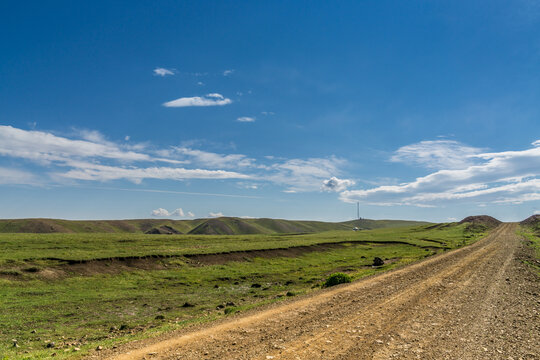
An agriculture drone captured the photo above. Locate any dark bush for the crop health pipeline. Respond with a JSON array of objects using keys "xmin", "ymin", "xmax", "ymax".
[{"xmin": 323, "ymin": 272, "xmax": 352, "ymax": 288}]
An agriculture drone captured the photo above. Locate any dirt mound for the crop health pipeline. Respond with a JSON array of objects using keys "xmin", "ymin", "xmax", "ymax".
[
  {"xmin": 145, "ymin": 225, "xmax": 182, "ymax": 234},
  {"xmin": 459, "ymin": 215, "xmax": 502, "ymax": 229},
  {"xmin": 520, "ymin": 214, "xmax": 540, "ymax": 227}
]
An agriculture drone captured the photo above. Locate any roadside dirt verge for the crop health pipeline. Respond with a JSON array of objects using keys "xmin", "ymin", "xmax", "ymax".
[{"xmin": 94, "ymin": 223, "xmax": 539, "ymax": 360}]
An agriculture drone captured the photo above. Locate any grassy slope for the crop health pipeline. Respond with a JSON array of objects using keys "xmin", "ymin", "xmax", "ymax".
[
  {"xmin": 0, "ymin": 222, "xmax": 484, "ymax": 359},
  {"xmin": 0, "ymin": 217, "xmax": 429, "ymax": 235},
  {"xmin": 519, "ymin": 217, "xmax": 540, "ymax": 274}
]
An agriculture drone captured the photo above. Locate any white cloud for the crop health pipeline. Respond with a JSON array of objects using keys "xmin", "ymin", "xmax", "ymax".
[
  {"xmin": 209, "ymin": 212, "xmax": 224, "ymax": 217},
  {"xmin": 0, "ymin": 125, "xmax": 150, "ymax": 164},
  {"xmin": 172, "ymin": 208, "xmax": 184, "ymax": 216},
  {"xmin": 153, "ymin": 67, "xmax": 175, "ymax": 76},
  {"xmin": 341, "ymin": 140, "xmax": 540, "ymax": 207},
  {"xmin": 163, "ymin": 93, "xmax": 232, "ymax": 108},
  {"xmin": 391, "ymin": 140, "xmax": 483, "ymax": 169},
  {"xmin": 268, "ymin": 156, "xmax": 347, "ymax": 192},
  {"xmin": 0, "ymin": 167, "xmax": 37, "ymax": 185},
  {"xmin": 223, "ymin": 69, "xmax": 234, "ymax": 76},
  {"xmin": 172, "ymin": 147, "xmax": 254, "ymax": 168},
  {"xmin": 237, "ymin": 116, "xmax": 255, "ymax": 123},
  {"xmin": 321, "ymin": 177, "xmax": 355, "ymax": 192},
  {"xmin": 0, "ymin": 125, "xmax": 351, "ymax": 194},
  {"xmin": 56, "ymin": 163, "xmax": 250, "ymax": 182},
  {"xmin": 187, "ymin": 211, "xmax": 195, "ymax": 218},
  {"xmin": 152, "ymin": 208, "xmax": 171, "ymax": 217},
  {"xmin": 151, "ymin": 207, "xmax": 187, "ymax": 217},
  {"xmin": 124, "ymin": 135, "xmax": 130, "ymax": 141}
]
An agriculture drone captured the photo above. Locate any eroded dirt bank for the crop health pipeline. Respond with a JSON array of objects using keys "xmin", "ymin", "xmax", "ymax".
[{"xmin": 97, "ymin": 223, "xmax": 539, "ymax": 360}]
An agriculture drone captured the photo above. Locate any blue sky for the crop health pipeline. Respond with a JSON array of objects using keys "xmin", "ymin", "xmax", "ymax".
[{"xmin": 1, "ymin": 1, "xmax": 539, "ymax": 222}]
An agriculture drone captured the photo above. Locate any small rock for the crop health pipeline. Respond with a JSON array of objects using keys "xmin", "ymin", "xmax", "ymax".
[
  {"xmin": 96, "ymin": 345, "xmax": 103, "ymax": 351},
  {"xmin": 216, "ymin": 304, "xmax": 225, "ymax": 309},
  {"xmin": 373, "ymin": 257, "xmax": 384, "ymax": 266},
  {"xmin": 182, "ymin": 302, "xmax": 195, "ymax": 308},
  {"xmin": 46, "ymin": 342, "xmax": 55, "ymax": 348},
  {"xmin": 74, "ymin": 347, "xmax": 81, "ymax": 351},
  {"xmin": 30, "ymin": 330, "xmax": 37, "ymax": 334}
]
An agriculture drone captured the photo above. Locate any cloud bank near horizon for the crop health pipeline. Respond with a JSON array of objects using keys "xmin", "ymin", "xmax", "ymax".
[
  {"xmin": 0, "ymin": 125, "xmax": 538, "ymax": 209},
  {"xmin": 341, "ymin": 140, "xmax": 540, "ymax": 207}
]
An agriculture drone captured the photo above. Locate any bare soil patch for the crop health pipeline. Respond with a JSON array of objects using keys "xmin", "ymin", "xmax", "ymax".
[{"xmin": 460, "ymin": 215, "xmax": 502, "ymax": 228}]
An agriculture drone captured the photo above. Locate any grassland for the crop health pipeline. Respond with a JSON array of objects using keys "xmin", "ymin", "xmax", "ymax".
[{"xmin": 0, "ymin": 222, "xmax": 485, "ymax": 359}]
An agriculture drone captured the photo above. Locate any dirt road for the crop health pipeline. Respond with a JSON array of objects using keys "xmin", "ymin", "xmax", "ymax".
[{"xmin": 101, "ymin": 223, "xmax": 539, "ymax": 360}]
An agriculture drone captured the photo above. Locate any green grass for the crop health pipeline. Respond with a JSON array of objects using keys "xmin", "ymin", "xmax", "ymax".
[
  {"xmin": 0, "ymin": 223, "xmax": 484, "ymax": 359},
  {"xmin": 0, "ymin": 217, "xmax": 429, "ymax": 235},
  {"xmin": 519, "ymin": 225, "xmax": 540, "ymax": 274}
]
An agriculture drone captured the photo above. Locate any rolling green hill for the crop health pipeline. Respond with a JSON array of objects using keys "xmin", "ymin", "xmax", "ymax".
[{"xmin": 0, "ymin": 217, "xmax": 430, "ymax": 234}]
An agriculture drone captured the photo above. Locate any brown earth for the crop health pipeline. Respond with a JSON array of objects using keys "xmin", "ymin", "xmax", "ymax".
[
  {"xmin": 92, "ymin": 223, "xmax": 539, "ymax": 360},
  {"xmin": 459, "ymin": 215, "xmax": 502, "ymax": 229},
  {"xmin": 521, "ymin": 214, "xmax": 540, "ymax": 227}
]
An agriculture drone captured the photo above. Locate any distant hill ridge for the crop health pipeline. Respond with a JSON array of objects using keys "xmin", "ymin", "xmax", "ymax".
[{"xmin": 0, "ymin": 217, "xmax": 429, "ymax": 234}]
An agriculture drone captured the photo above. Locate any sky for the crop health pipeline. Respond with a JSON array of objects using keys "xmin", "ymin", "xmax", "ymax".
[{"xmin": 1, "ymin": 1, "xmax": 539, "ymax": 222}]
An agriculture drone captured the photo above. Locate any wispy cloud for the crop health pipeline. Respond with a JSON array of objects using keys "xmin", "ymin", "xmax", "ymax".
[
  {"xmin": 209, "ymin": 211, "xmax": 224, "ymax": 217},
  {"xmin": 153, "ymin": 67, "xmax": 176, "ymax": 76},
  {"xmin": 341, "ymin": 140, "xmax": 540, "ymax": 207},
  {"xmin": 391, "ymin": 140, "xmax": 484, "ymax": 169},
  {"xmin": 57, "ymin": 163, "xmax": 250, "ymax": 183},
  {"xmin": 0, "ymin": 125, "xmax": 150, "ymax": 163},
  {"xmin": 237, "ymin": 116, "xmax": 255, "ymax": 122},
  {"xmin": 0, "ymin": 125, "xmax": 350, "ymax": 193},
  {"xmin": 163, "ymin": 93, "xmax": 232, "ymax": 107},
  {"xmin": 0, "ymin": 167, "xmax": 37, "ymax": 185},
  {"xmin": 223, "ymin": 69, "xmax": 234, "ymax": 76},
  {"xmin": 172, "ymin": 147, "xmax": 254, "ymax": 168}
]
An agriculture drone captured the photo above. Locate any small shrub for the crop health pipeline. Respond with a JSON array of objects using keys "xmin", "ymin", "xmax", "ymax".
[
  {"xmin": 224, "ymin": 307, "xmax": 236, "ymax": 315},
  {"xmin": 323, "ymin": 272, "xmax": 352, "ymax": 288},
  {"xmin": 286, "ymin": 291, "xmax": 296, "ymax": 297}
]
